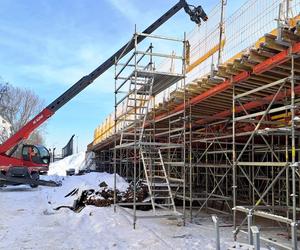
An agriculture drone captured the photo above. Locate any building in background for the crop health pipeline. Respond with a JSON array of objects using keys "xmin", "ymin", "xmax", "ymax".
[{"xmin": 0, "ymin": 115, "xmax": 11, "ymax": 143}]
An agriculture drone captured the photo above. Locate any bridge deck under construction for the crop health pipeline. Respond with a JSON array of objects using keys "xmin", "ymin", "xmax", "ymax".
[{"xmin": 89, "ymin": 1, "xmax": 300, "ymax": 249}]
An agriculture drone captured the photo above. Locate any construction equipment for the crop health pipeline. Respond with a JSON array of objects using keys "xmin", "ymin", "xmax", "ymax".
[{"xmin": 0, "ymin": 0, "xmax": 207, "ymax": 187}]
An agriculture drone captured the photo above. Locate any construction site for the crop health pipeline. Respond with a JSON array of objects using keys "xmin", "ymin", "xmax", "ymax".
[
  {"xmin": 0, "ymin": 0, "xmax": 300, "ymax": 249},
  {"xmin": 88, "ymin": 0, "xmax": 300, "ymax": 249}
]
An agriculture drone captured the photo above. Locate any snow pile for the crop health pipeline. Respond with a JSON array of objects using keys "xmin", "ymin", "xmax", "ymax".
[
  {"xmin": 47, "ymin": 151, "xmax": 129, "ymax": 207},
  {"xmin": 85, "ymin": 151, "xmax": 96, "ymax": 170},
  {"xmin": 48, "ymin": 151, "xmax": 87, "ymax": 176},
  {"xmin": 42, "ymin": 172, "xmax": 129, "ymax": 208}
]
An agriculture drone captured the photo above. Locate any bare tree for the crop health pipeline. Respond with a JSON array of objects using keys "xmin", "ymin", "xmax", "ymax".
[
  {"xmin": 0, "ymin": 81, "xmax": 45, "ymax": 144},
  {"xmin": 0, "ymin": 82, "xmax": 8, "ymax": 99}
]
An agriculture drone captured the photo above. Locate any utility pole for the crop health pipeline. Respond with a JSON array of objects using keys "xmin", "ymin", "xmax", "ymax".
[
  {"xmin": 52, "ymin": 147, "xmax": 56, "ymax": 162},
  {"xmin": 217, "ymin": 0, "xmax": 226, "ymax": 67},
  {"xmin": 76, "ymin": 135, "xmax": 79, "ymax": 153}
]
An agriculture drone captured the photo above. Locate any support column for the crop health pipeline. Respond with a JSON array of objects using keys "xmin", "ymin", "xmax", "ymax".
[
  {"xmin": 290, "ymin": 54, "xmax": 298, "ymax": 250},
  {"xmin": 232, "ymin": 82, "xmax": 237, "ymax": 240},
  {"xmin": 248, "ymin": 211, "xmax": 253, "ymax": 245}
]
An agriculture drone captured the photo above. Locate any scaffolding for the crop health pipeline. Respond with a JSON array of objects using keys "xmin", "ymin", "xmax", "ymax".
[
  {"xmin": 113, "ymin": 30, "xmax": 187, "ymax": 228},
  {"xmin": 90, "ymin": 0, "xmax": 300, "ymax": 248},
  {"xmin": 230, "ymin": 55, "xmax": 299, "ymax": 249}
]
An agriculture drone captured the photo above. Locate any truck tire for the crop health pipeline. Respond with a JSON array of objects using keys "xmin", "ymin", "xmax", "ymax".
[{"xmin": 30, "ymin": 172, "xmax": 39, "ymax": 188}]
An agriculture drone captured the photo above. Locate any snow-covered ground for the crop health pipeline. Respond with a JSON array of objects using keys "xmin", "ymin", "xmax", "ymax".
[
  {"xmin": 0, "ymin": 174, "xmax": 236, "ymax": 249},
  {"xmin": 0, "ymin": 153, "xmax": 239, "ymax": 250}
]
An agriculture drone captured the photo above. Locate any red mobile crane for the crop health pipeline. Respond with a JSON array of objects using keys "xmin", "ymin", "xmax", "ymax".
[{"xmin": 0, "ymin": 0, "xmax": 207, "ymax": 187}]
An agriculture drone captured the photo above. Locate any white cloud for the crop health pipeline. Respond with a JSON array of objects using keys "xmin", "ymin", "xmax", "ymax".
[{"xmin": 107, "ymin": 0, "xmax": 141, "ymax": 23}]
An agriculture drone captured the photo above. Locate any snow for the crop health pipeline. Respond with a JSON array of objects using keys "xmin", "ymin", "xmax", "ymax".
[
  {"xmin": 0, "ymin": 175, "xmax": 235, "ymax": 250},
  {"xmin": 42, "ymin": 172, "xmax": 129, "ymax": 208},
  {"xmin": 48, "ymin": 151, "xmax": 86, "ymax": 176},
  {"xmin": 48, "ymin": 151, "xmax": 97, "ymax": 176},
  {"xmin": 0, "ymin": 153, "xmax": 254, "ymax": 250}
]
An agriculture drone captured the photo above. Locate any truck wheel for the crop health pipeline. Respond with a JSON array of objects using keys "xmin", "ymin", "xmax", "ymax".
[{"xmin": 30, "ymin": 172, "xmax": 39, "ymax": 188}]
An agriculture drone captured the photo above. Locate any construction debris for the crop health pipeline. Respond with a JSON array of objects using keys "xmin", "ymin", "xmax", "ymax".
[{"xmin": 54, "ymin": 181, "xmax": 149, "ymax": 213}]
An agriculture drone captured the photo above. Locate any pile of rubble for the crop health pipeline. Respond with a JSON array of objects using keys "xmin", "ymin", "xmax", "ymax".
[{"xmin": 55, "ymin": 181, "xmax": 149, "ymax": 213}]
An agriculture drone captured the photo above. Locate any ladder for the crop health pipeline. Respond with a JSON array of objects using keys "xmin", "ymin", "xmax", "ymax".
[
  {"xmin": 119, "ymin": 72, "xmax": 154, "ymax": 146},
  {"xmin": 140, "ymin": 146, "xmax": 177, "ymax": 214}
]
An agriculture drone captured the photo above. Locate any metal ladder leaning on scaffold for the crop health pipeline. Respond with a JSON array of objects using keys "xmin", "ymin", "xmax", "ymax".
[
  {"xmin": 140, "ymin": 146, "xmax": 177, "ymax": 214},
  {"xmin": 119, "ymin": 66, "xmax": 154, "ymax": 146}
]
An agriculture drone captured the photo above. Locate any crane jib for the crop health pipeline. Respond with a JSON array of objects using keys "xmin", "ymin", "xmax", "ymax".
[{"xmin": 47, "ymin": 0, "xmax": 186, "ymax": 113}]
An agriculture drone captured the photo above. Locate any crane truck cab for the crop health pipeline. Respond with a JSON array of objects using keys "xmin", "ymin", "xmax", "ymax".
[
  {"xmin": 0, "ymin": 144, "xmax": 50, "ymax": 187},
  {"xmin": 21, "ymin": 144, "xmax": 50, "ymax": 173}
]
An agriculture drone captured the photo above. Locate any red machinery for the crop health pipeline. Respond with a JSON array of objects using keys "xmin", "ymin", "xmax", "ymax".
[{"xmin": 0, "ymin": 0, "xmax": 207, "ymax": 187}]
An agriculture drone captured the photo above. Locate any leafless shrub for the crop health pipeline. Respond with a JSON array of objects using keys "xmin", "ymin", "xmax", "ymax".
[{"xmin": 0, "ymin": 81, "xmax": 45, "ymax": 145}]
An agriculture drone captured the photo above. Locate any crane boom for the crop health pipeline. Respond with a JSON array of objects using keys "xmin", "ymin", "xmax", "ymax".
[{"xmin": 0, "ymin": 0, "xmax": 207, "ymax": 155}]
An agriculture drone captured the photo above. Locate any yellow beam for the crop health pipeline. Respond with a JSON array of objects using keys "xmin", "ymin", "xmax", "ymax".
[
  {"xmin": 271, "ymin": 112, "xmax": 291, "ymax": 120},
  {"xmin": 186, "ymin": 39, "xmax": 226, "ymax": 73}
]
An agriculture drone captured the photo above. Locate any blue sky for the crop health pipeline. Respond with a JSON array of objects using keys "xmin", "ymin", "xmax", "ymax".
[{"xmin": 0, "ymin": 0, "xmax": 245, "ymax": 152}]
